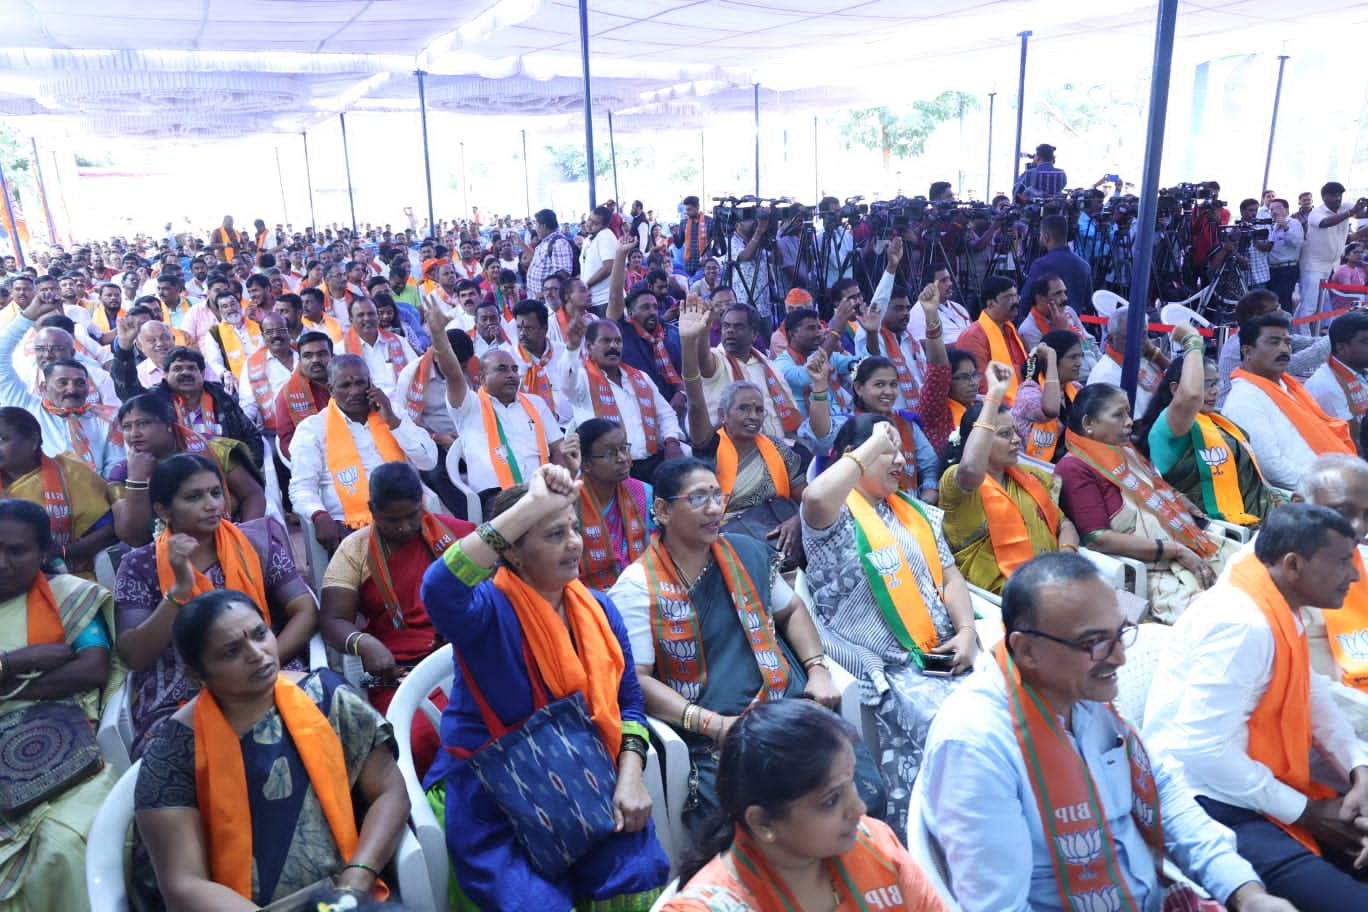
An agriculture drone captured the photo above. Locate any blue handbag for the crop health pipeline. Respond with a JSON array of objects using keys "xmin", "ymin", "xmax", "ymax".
[{"xmin": 450, "ymin": 644, "xmax": 619, "ymax": 880}]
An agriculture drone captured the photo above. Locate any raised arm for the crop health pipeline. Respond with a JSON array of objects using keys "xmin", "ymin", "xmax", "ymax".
[
  {"xmin": 801, "ymin": 419, "xmax": 900, "ymax": 530},
  {"xmin": 678, "ymin": 295, "xmax": 717, "ymax": 447},
  {"xmin": 1164, "ymin": 323, "xmax": 1206, "ymax": 437},
  {"xmin": 423, "ymin": 298, "xmax": 470, "ymax": 409},
  {"xmin": 954, "ymin": 362, "xmax": 1014, "ymax": 494},
  {"xmin": 1034, "ymin": 342, "xmax": 1062, "ymax": 419},
  {"xmin": 606, "ymin": 232, "xmax": 638, "ymax": 322}
]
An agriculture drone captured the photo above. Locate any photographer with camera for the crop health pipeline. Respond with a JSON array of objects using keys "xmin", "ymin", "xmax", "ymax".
[
  {"xmin": 1187, "ymin": 182, "xmax": 1232, "ymax": 275},
  {"xmin": 1013, "ymin": 143, "xmax": 1069, "ymax": 201},
  {"xmin": 1298, "ymin": 182, "xmax": 1368, "ymax": 327},
  {"xmin": 728, "ymin": 204, "xmax": 778, "ymax": 321},
  {"xmin": 1073, "ymin": 189, "xmax": 1111, "ymax": 273},
  {"xmin": 1266, "ymin": 198, "xmax": 1305, "ymax": 312}
]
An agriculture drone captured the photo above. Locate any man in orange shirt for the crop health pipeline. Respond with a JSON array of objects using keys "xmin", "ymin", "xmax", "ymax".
[{"xmin": 955, "ymin": 274, "xmax": 1026, "ymax": 402}]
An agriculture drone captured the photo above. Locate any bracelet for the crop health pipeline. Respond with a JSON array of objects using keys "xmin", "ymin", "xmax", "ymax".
[
  {"xmin": 926, "ymin": 321, "xmax": 943, "ymax": 333},
  {"xmin": 1182, "ymin": 338, "xmax": 1205, "ymax": 353},
  {"xmin": 344, "ymin": 631, "xmax": 362, "ymax": 655},
  {"xmin": 982, "ymin": 396, "xmax": 1002, "ymax": 408},
  {"xmin": 343, "ymin": 861, "xmax": 381, "ymax": 879},
  {"xmin": 123, "ymin": 480, "xmax": 149, "ymax": 491},
  {"xmin": 809, "ymin": 392, "xmax": 829, "ymax": 401},
  {"xmin": 971, "ymin": 421, "xmax": 997, "ymax": 433},
  {"xmin": 476, "ymin": 522, "xmax": 511, "ymax": 554},
  {"xmin": 1060, "ymin": 543, "xmax": 1079, "ymax": 553},
  {"xmin": 681, "ymin": 702, "xmax": 699, "ymax": 732},
  {"xmin": 681, "ymin": 371, "xmax": 702, "ymax": 383},
  {"xmin": 925, "ymin": 329, "xmax": 943, "ymax": 340},
  {"xmin": 800, "ymin": 653, "xmax": 827, "ymax": 670},
  {"xmin": 164, "ymin": 592, "xmax": 187, "ymax": 610},
  {"xmin": 1154, "ymin": 538, "xmax": 1166, "ymax": 562},
  {"xmin": 619, "ymin": 734, "xmax": 649, "ymax": 760},
  {"xmin": 698, "ymin": 708, "xmax": 718, "ymax": 737},
  {"xmin": 842, "ymin": 452, "xmax": 867, "ymax": 475}
]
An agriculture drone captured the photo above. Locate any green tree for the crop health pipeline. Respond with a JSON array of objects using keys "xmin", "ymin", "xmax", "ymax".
[
  {"xmin": 544, "ymin": 143, "xmax": 645, "ymax": 181},
  {"xmin": 833, "ymin": 91, "xmax": 977, "ymax": 172},
  {"xmin": 0, "ymin": 123, "xmax": 31, "ymax": 177}
]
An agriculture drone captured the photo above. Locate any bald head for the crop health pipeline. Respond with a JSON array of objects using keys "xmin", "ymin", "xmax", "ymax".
[
  {"xmin": 137, "ymin": 321, "xmax": 176, "ymax": 366},
  {"xmin": 32, "ymin": 327, "xmax": 75, "ymax": 368},
  {"xmin": 480, "ymin": 349, "xmax": 521, "ymax": 403},
  {"xmin": 1294, "ymin": 454, "xmax": 1368, "ymax": 543}
]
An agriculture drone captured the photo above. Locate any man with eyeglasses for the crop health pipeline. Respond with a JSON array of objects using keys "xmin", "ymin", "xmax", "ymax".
[
  {"xmin": 923, "ymin": 551, "xmax": 1293, "ymax": 912},
  {"xmin": 236, "ymin": 312, "xmax": 296, "ymax": 433},
  {"xmin": 1146, "ymin": 503, "xmax": 1368, "ymax": 911}
]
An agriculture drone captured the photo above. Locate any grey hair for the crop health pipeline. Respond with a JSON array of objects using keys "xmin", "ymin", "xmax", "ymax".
[
  {"xmin": 717, "ymin": 381, "xmax": 765, "ymax": 423},
  {"xmin": 1001, "ymin": 552, "xmax": 1104, "ymax": 643},
  {"xmin": 1295, "ymin": 454, "xmax": 1368, "ymax": 500},
  {"xmin": 1107, "ymin": 307, "xmax": 1130, "ymax": 337},
  {"xmin": 327, "ymin": 353, "xmax": 369, "ymax": 384}
]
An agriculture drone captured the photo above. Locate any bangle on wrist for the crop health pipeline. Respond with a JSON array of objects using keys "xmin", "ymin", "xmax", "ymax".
[
  {"xmin": 681, "ymin": 371, "xmax": 702, "ymax": 383},
  {"xmin": 343, "ymin": 861, "xmax": 380, "ymax": 879},
  {"xmin": 971, "ymin": 421, "xmax": 997, "ymax": 433},
  {"xmin": 1044, "ymin": 378, "xmax": 1060, "ymax": 385},
  {"xmin": 809, "ymin": 392, "xmax": 829, "ymax": 401},
  {"xmin": 982, "ymin": 396, "xmax": 1002, "ymax": 408},
  {"xmin": 476, "ymin": 522, "xmax": 512, "ymax": 554},
  {"xmin": 164, "ymin": 591, "xmax": 187, "ymax": 611},
  {"xmin": 842, "ymin": 452, "xmax": 868, "ymax": 475}
]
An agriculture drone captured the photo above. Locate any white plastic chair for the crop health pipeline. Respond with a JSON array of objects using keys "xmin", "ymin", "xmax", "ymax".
[
  {"xmin": 967, "ymin": 585, "xmax": 1005, "ymax": 655},
  {"xmin": 648, "ymin": 878, "xmax": 680, "ymax": 911},
  {"xmin": 647, "ymin": 716, "xmax": 690, "ymax": 876},
  {"xmin": 1113, "ymin": 622, "xmax": 1176, "ymax": 728},
  {"xmin": 443, "ymin": 438, "xmax": 484, "ymax": 525},
  {"xmin": 260, "ymin": 433, "xmax": 286, "ymax": 522},
  {"xmin": 1206, "ymin": 517, "xmax": 1253, "ymax": 544},
  {"xmin": 96, "ymin": 677, "xmax": 135, "ymax": 774},
  {"xmin": 1082, "ymin": 548, "xmax": 1148, "ymax": 605},
  {"xmin": 273, "ymin": 433, "xmax": 292, "ymax": 471},
  {"xmin": 906, "ymin": 772, "xmax": 962, "ymax": 911},
  {"xmin": 298, "ymin": 510, "xmax": 331, "ymax": 592},
  {"xmin": 87, "ymin": 760, "xmax": 138, "ymax": 912},
  {"xmin": 1091, "ymin": 290, "xmax": 1128, "ymax": 337},
  {"xmin": 1158, "ymin": 301, "xmax": 1213, "ymax": 331},
  {"xmin": 385, "ymin": 644, "xmax": 674, "ymax": 903}
]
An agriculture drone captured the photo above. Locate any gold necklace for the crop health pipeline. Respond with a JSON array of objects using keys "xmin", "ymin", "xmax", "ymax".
[{"xmin": 668, "ymin": 548, "xmax": 710, "ymax": 591}]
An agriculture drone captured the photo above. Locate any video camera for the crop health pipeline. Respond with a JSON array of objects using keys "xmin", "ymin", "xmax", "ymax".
[{"xmin": 1160, "ymin": 181, "xmax": 1226, "ymax": 211}]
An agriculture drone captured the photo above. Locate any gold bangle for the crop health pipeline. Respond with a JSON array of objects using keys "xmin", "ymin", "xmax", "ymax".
[
  {"xmin": 1060, "ymin": 543, "xmax": 1079, "ymax": 553},
  {"xmin": 842, "ymin": 452, "xmax": 868, "ymax": 475},
  {"xmin": 972, "ymin": 421, "xmax": 997, "ymax": 432},
  {"xmin": 681, "ymin": 372, "xmax": 702, "ymax": 383}
]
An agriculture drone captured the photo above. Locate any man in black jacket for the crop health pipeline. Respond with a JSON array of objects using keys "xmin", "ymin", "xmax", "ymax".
[{"xmin": 152, "ymin": 346, "xmax": 263, "ymax": 469}]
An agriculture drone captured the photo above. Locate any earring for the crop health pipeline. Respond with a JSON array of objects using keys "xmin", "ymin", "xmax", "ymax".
[{"xmin": 763, "ymin": 831, "xmax": 775, "ymax": 842}]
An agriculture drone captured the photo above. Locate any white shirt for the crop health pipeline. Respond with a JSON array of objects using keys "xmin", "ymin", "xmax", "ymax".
[
  {"xmin": 1015, "ymin": 305, "xmax": 1100, "ymax": 377},
  {"xmin": 136, "ymin": 357, "xmax": 220, "ymax": 391},
  {"xmin": 1087, "ymin": 352, "xmax": 1161, "ymax": 419},
  {"xmin": 424, "ymin": 286, "xmax": 464, "ymax": 321},
  {"xmin": 203, "ymin": 321, "xmax": 265, "ymax": 382},
  {"xmin": 906, "ymin": 298, "xmax": 973, "ymax": 346},
  {"xmin": 700, "ymin": 344, "xmax": 800, "ymax": 441},
  {"xmin": 394, "ymin": 355, "xmax": 455, "ymax": 437},
  {"xmin": 446, "ymin": 389, "xmax": 563, "ymax": 492},
  {"xmin": 287, "ymin": 407, "xmax": 438, "ymax": 521},
  {"xmin": 236, "ymin": 349, "xmax": 297, "ymax": 428},
  {"xmin": 1304, "ymin": 357, "xmax": 1368, "ymax": 423},
  {"xmin": 560, "ymin": 353, "xmax": 683, "ymax": 459},
  {"xmin": 1221, "ymin": 374, "xmax": 1320, "ymax": 489},
  {"xmin": 22, "ymin": 358, "xmax": 118, "ymax": 408},
  {"xmin": 1144, "ymin": 574, "xmax": 1368, "ymax": 825},
  {"xmin": 1302, "ymin": 204, "xmax": 1354, "ymax": 274},
  {"xmin": 579, "ymin": 229, "xmax": 619, "ymax": 309},
  {"xmin": 509, "ymin": 340, "xmax": 574, "ymax": 426},
  {"xmin": 348, "ymin": 331, "xmax": 418, "ymax": 400}
]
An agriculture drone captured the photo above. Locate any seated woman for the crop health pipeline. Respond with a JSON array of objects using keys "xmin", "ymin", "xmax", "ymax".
[
  {"xmin": 1136, "ymin": 323, "xmax": 1276, "ymax": 528},
  {"xmin": 661, "ymin": 699, "xmax": 947, "ymax": 912},
  {"xmin": 801, "ymin": 357, "xmax": 941, "ymax": 504},
  {"xmin": 800, "ymin": 414, "xmax": 977, "ymax": 835},
  {"xmin": 562, "ymin": 419, "xmax": 654, "ymax": 591},
  {"xmin": 939, "ymin": 362, "xmax": 1080, "ymax": 595},
  {"xmin": 608, "ymin": 458, "xmax": 883, "ymax": 832},
  {"xmin": 1057, "ymin": 382, "xmax": 1237, "ymax": 623},
  {"xmin": 917, "ymin": 290, "xmax": 973, "ymax": 458},
  {"xmin": 134, "ymin": 589, "xmax": 409, "ymax": 911},
  {"xmin": 111, "ymin": 393, "xmax": 266, "ymax": 546},
  {"xmin": 1011, "ymin": 331, "xmax": 1085, "ymax": 463},
  {"xmin": 0, "ymin": 498, "xmax": 120, "ymax": 911},
  {"xmin": 0, "ymin": 406, "xmax": 117, "ymax": 579},
  {"xmin": 683, "ymin": 374, "xmax": 810, "ymax": 566},
  {"xmin": 420, "ymin": 464, "xmax": 670, "ymax": 911},
  {"xmin": 115, "ymin": 454, "xmax": 315, "ymax": 757}
]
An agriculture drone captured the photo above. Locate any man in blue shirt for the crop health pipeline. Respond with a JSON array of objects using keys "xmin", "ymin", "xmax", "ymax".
[
  {"xmin": 1016, "ymin": 143, "xmax": 1069, "ymax": 200},
  {"xmin": 1025, "ymin": 214, "xmax": 1095, "ymax": 316},
  {"xmin": 922, "ymin": 552, "xmax": 1295, "ymax": 912}
]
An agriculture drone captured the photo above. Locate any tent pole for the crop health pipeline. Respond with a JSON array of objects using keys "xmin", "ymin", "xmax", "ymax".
[
  {"xmin": 339, "ymin": 113, "xmax": 357, "ymax": 234},
  {"xmin": 753, "ymin": 83, "xmax": 761, "ymax": 197},
  {"xmin": 608, "ymin": 110, "xmax": 620, "ymax": 206},
  {"xmin": 813, "ymin": 115, "xmax": 819, "ymax": 204},
  {"xmin": 986, "ymin": 92, "xmax": 996, "ymax": 198},
  {"xmin": 1120, "ymin": 0, "xmax": 1179, "ymax": 407},
  {"xmin": 521, "ymin": 129, "xmax": 532, "ymax": 219},
  {"xmin": 274, "ymin": 147, "xmax": 289, "ymax": 226},
  {"xmin": 1261, "ymin": 55, "xmax": 1289, "ymax": 195},
  {"xmin": 416, "ymin": 69, "xmax": 436, "ymax": 239},
  {"xmin": 460, "ymin": 142, "xmax": 469, "ymax": 223},
  {"xmin": 1011, "ymin": 30, "xmax": 1032, "ymax": 187},
  {"xmin": 578, "ymin": 0, "xmax": 597, "ymax": 210},
  {"xmin": 302, "ymin": 132, "xmax": 316, "ymax": 234}
]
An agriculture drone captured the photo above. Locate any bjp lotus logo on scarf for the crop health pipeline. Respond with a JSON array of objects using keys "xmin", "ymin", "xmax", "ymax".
[
  {"xmin": 662, "ymin": 638, "xmax": 697, "ymax": 665},
  {"xmin": 1031, "ymin": 428, "xmax": 1056, "ymax": 448},
  {"xmin": 1337, "ymin": 629, "xmax": 1368, "ymax": 663},
  {"xmin": 1198, "ymin": 445, "xmax": 1231, "ymax": 473},
  {"xmin": 1069, "ymin": 886, "xmax": 1123, "ymax": 912},
  {"xmin": 869, "ymin": 544, "xmax": 903, "ymax": 585},
  {"xmin": 1132, "ymin": 796, "xmax": 1155, "ymax": 830},
  {"xmin": 335, "ymin": 466, "xmax": 360, "ymax": 494},
  {"xmin": 1055, "ymin": 828, "xmax": 1103, "ymax": 867}
]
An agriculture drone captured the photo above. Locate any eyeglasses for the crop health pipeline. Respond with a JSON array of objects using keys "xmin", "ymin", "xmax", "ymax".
[
  {"xmin": 951, "ymin": 371, "xmax": 982, "ymax": 383},
  {"xmin": 588, "ymin": 444, "xmax": 632, "ymax": 461},
  {"xmin": 666, "ymin": 490, "xmax": 731, "ymax": 509},
  {"xmin": 1017, "ymin": 620, "xmax": 1138, "ymax": 662}
]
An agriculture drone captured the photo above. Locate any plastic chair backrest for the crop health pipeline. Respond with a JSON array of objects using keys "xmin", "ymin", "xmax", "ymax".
[
  {"xmin": 87, "ymin": 760, "xmax": 140, "ymax": 912},
  {"xmin": 1114, "ymin": 622, "xmax": 1177, "ymax": 728}
]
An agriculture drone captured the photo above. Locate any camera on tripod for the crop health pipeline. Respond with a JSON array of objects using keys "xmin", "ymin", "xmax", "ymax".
[
  {"xmin": 1162, "ymin": 181, "xmax": 1226, "ymax": 211},
  {"xmin": 868, "ymin": 196, "xmax": 915, "ymax": 235}
]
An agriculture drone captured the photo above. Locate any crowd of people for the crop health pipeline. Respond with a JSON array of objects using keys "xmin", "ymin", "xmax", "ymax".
[{"xmin": 2, "ymin": 167, "xmax": 1368, "ymax": 911}]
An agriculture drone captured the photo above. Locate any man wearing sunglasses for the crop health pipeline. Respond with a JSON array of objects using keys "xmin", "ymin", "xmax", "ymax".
[
  {"xmin": 922, "ymin": 552, "xmax": 1291, "ymax": 912},
  {"xmin": 1146, "ymin": 503, "xmax": 1368, "ymax": 911}
]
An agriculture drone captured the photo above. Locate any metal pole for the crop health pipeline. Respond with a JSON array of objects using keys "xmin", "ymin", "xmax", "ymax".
[
  {"xmin": 302, "ymin": 132, "xmax": 316, "ymax": 233},
  {"xmin": 273, "ymin": 147, "xmax": 290, "ymax": 226},
  {"xmin": 1011, "ymin": 31, "xmax": 1032, "ymax": 186},
  {"xmin": 460, "ymin": 142, "xmax": 469, "ymax": 223},
  {"xmin": 29, "ymin": 138, "xmax": 57, "ymax": 246},
  {"xmin": 813, "ymin": 115, "xmax": 820, "ymax": 204},
  {"xmin": 578, "ymin": 0, "xmax": 597, "ymax": 210},
  {"xmin": 415, "ymin": 69, "xmax": 436, "ymax": 239},
  {"xmin": 338, "ymin": 113, "xmax": 357, "ymax": 234},
  {"xmin": 753, "ymin": 83, "xmax": 761, "ymax": 197},
  {"xmin": 607, "ymin": 110, "xmax": 621, "ymax": 206},
  {"xmin": 1119, "ymin": 0, "xmax": 1179, "ymax": 406},
  {"xmin": 986, "ymin": 92, "xmax": 997, "ymax": 198},
  {"xmin": 521, "ymin": 129, "xmax": 532, "ymax": 219},
  {"xmin": 1261, "ymin": 55, "xmax": 1290, "ymax": 195}
]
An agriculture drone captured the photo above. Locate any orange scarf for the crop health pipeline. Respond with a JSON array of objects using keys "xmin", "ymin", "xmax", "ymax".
[
  {"xmin": 1231, "ymin": 367, "xmax": 1354, "ymax": 455},
  {"xmin": 173, "ymin": 392, "xmax": 217, "ymax": 436},
  {"xmin": 40, "ymin": 399, "xmax": 118, "ymax": 471},
  {"xmin": 948, "ymin": 397, "xmax": 967, "ymax": 431},
  {"xmin": 0, "ymin": 455, "xmax": 73, "ymax": 544},
  {"xmin": 725, "ymin": 350, "xmax": 802, "ymax": 435},
  {"xmin": 1324, "ymin": 550, "xmax": 1368, "ymax": 691},
  {"xmin": 681, "ymin": 214, "xmax": 708, "ymax": 266},
  {"xmin": 244, "ymin": 348, "xmax": 281, "ymax": 432},
  {"xmin": 1327, "ymin": 356, "xmax": 1368, "ymax": 447},
  {"xmin": 518, "ymin": 343, "xmax": 556, "ymax": 410},
  {"xmin": 215, "ymin": 319, "xmax": 263, "ymax": 377},
  {"xmin": 1063, "ymin": 430, "xmax": 1218, "ymax": 558},
  {"xmin": 344, "ymin": 326, "xmax": 409, "ymax": 374},
  {"xmin": 728, "ymin": 822, "xmax": 902, "ymax": 910},
  {"xmin": 24, "ymin": 573, "xmax": 65, "ymax": 645},
  {"xmin": 194, "ymin": 677, "xmax": 365, "ymax": 900},
  {"xmin": 1106, "ymin": 343, "xmax": 1163, "ymax": 394},
  {"xmin": 979, "ymin": 466, "xmax": 1061, "ymax": 577},
  {"xmin": 493, "ymin": 567, "xmax": 625, "ymax": 755},
  {"xmin": 283, "ymin": 370, "xmax": 323, "ymax": 427},
  {"xmin": 630, "ymin": 321, "xmax": 682, "ymax": 387},
  {"xmin": 1230, "ymin": 552, "xmax": 1336, "ymax": 854},
  {"xmin": 879, "ymin": 328, "xmax": 922, "ymax": 409},
  {"xmin": 846, "ymin": 489, "xmax": 943, "ymax": 658},
  {"xmin": 577, "ymin": 481, "xmax": 648, "ymax": 592},
  {"xmin": 976, "ymin": 312, "xmax": 1024, "ymax": 405},
  {"xmin": 1189, "ymin": 411, "xmax": 1264, "ymax": 526},
  {"xmin": 303, "ymin": 313, "xmax": 343, "ymax": 342},
  {"xmin": 1023, "ymin": 380, "xmax": 1079, "ymax": 461},
  {"xmin": 586, "ymin": 361, "xmax": 659, "ymax": 455},
  {"xmin": 366, "ymin": 513, "xmax": 457, "ymax": 629},
  {"xmin": 322, "ymin": 401, "xmax": 406, "ymax": 528},
  {"xmin": 155, "ymin": 519, "xmax": 268, "ymax": 614},
  {"xmin": 478, "ymin": 388, "xmax": 549, "ymax": 487},
  {"xmin": 715, "ymin": 429, "xmax": 790, "ymax": 501},
  {"xmin": 403, "ymin": 350, "xmax": 435, "ymax": 422}
]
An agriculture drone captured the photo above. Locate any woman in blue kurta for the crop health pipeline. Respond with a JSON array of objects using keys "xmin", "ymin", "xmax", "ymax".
[{"xmin": 420, "ymin": 463, "xmax": 670, "ymax": 912}]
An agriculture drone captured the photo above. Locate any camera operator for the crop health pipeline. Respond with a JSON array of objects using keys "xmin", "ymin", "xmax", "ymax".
[
  {"xmin": 777, "ymin": 205, "xmax": 810, "ymax": 294},
  {"xmin": 729, "ymin": 205, "xmax": 778, "ymax": 321},
  {"xmin": 1073, "ymin": 189, "xmax": 1111, "ymax": 270},
  {"xmin": 1013, "ymin": 143, "xmax": 1069, "ymax": 200},
  {"xmin": 1237, "ymin": 198, "xmax": 1272, "ymax": 289},
  {"xmin": 816, "ymin": 196, "xmax": 856, "ymax": 290},
  {"xmin": 908, "ymin": 182, "xmax": 962, "ymax": 271},
  {"xmin": 1188, "ymin": 181, "xmax": 1231, "ymax": 274},
  {"xmin": 1265, "ymin": 198, "xmax": 1304, "ymax": 312}
]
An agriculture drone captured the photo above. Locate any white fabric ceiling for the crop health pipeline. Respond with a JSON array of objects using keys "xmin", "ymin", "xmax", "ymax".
[{"xmin": 0, "ymin": 0, "xmax": 1357, "ymax": 140}]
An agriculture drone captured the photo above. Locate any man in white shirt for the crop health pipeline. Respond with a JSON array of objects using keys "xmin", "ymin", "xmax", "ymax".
[
  {"xmin": 1305, "ymin": 309, "xmax": 1368, "ymax": 454},
  {"xmin": 339, "ymin": 297, "xmax": 416, "ymax": 400},
  {"xmin": 423, "ymin": 261, "xmax": 463, "ymax": 320},
  {"xmin": 694, "ymin": 302, "xmax": 802, "ymax": 442},
  {"xmin": 471, "ymin": 300, "xmax": 511, "ymax": 359},
  {"xmin": 855, "ymin": 250, "xmax": 926, "ymax": 412},
  {"xmin": 288, "ymin": 354, "xmax": 437, "ymax": 552},
  {"xmin": 510, "ymin": 299, "xmax": 574, "ymax": 425},
  {"xmin": 579, "ymin": 206, "xmax": 619, "ymax": 311},
  {"xmin": 202, "ymin": 291, "xmax": 263, "ymax": 390},
  {"xmin": 1087, "ymin": 308, "xmax": 1167, "ymax": 418},
  {"xmin": 236, "ymin": 313, "xmax": 296, "ymax": 431},
  {"xmin": 906, "ymin": 265, "xmax": 973, "ymax": 345},
  {"xmin": 1298, "ymin": 182, "xmax": 1367, "ymax": 326},
  {"xmin": 15, "ymin": 324, "xmax": 117, "ymax": 406},
  {"xmin": 561, "ymin": 319, "xmax": 684, "ymax": 481},
  {"xmin": 1145, "ymin": 503, "xmax": 1368, "ymax": 910}
]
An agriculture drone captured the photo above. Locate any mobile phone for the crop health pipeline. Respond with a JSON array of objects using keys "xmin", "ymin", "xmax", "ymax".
[{"xmin": 921, "ymin": 652, "xmax": 957, "ymax": 677}]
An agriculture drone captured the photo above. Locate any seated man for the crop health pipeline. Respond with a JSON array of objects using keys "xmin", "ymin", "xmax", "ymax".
[
  {"xmin": 923, "ymin": 551, "xmax": 1293, "ymax": 912},
  {"xmin": 3, "ymin": 302, "xmax": 117, "ymax": 407},
  {"xmin": 288, "ymin": 354, "xmax": 437, "ymax": 552},
  {"xmin": 957, "ymin": 274, "xmax": 1028, "ymax": 403},
  {"xmin": 906, "ymin": 264, "xmax": 974, "ymax": 345},
  {"xmin": 775, "ymin": 306, "xmax": 856, "ymax": 415},
  {"xmin": 202, "ymin": 288, "xmax": 264, "ymax": 383},
  {"xmin": 607, "ymin": 233, "xmax": 684, "ymax": 409},
  {"xmin": 696, "ymin": 303, "xmax": 803, "ymax": 442},
  {"xmin": 152, "ymin": 345, "xmax": 263, "ymax": 469},
  {"xmin": 562, "ymin": 318, "xmax": 684, "ymax": 482},
  {"xmin": 509, "ymin": 298, "xmax": 575, "ymax": 425},
  {"xmin": 299, "ymin": 286, "xmax": 343, "ymax": 341},
  {"xmin": 1145, "ymin": 503, "xmax": 1368, "ymax": 911},
  {"xmin": 111, "ymin": 318, "xmax": 219, "ymax": 401},
  {"xmin": 1016, "ymin": 272, "xmax": 1099, "ymax": 377},
  {"xmin": 1223, "ymin": 313, "xmax": 1355, "ymax": 489},
  {"xmin": 273, "ymin": 330, "xmax": 333, "ymax": 459},
  {"xmin": 342, "ymin": 296, "xmax": 415, "ymax": 399},
  {"xmin": 237, "ymin": 312, "xmax": 296, "ymax": 433},
  {"xmin": 1086, "ymin": 307, "xmax": 1168, "ymax": 418},
  {"xmin": 1304, "ymin": 309, "xmax": 1368, "ymax": 454}
]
